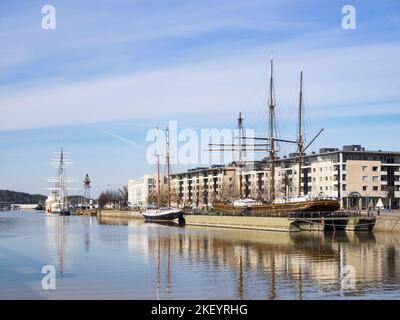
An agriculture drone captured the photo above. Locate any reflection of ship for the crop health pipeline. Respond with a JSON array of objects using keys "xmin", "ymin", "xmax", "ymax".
[
  {"xmin": 144, "ymin": 220, "xmax": 185, "ymax": 228},
  {"xmin": 45, "ymin": 146, "xmax": 73, "ymax": 215},
  {"xmin": 142, "ymin": 128, "xmax": 184, "ymax": 222},
  {"xmin": 209, "ymin": 59, "xmax": 339, "ymax": 214}
]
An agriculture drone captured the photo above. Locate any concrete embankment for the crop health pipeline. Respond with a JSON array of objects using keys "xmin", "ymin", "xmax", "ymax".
[
  {"xmin": 83, "ymin": 210, "xmax": 400, "ymax": 233},
  {"xmin": 374, "ymin": 215, "xmax": 400, "ymax": 233},
  {"xmin": 184, "ymin": 215, "xmax": 299, "ymax": 232},
  {"xmin": 97, "ymin": 210, "xmax": 143, "ymax": 219}
]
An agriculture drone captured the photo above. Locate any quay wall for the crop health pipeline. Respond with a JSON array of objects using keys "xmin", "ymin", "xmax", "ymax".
[
  {"xmin": 184, "ymin": 215, "xmax": 299, "ymax": 232},
  {"xmin": 86, "ymin": 210, "xmax": 400, "ymax": 233},
  {"xmin": 97, "ymin": 210, "xmax": 143, "ymax": 219},
  {"xmin": 374, "ymin": 215, "xmax": 400, "ymax": 233}
]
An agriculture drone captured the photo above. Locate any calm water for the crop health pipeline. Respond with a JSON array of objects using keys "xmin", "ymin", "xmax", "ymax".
[{"xmin": 1, "ymin": 210, "xmax": 400, "ymax": 300}]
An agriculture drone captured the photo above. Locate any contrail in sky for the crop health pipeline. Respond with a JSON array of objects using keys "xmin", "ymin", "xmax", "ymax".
[{"xmin": 87, "ymin": 125, "xmax": 144, "ymax": 148}]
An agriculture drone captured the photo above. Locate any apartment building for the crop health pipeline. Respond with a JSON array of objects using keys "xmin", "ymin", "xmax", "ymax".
[
  {"xmin": 127, "ymin": 174, "xmax": 156, "ymax": 208},
  {"xmin": 168, "ymin": 145, "xmax": 400, "ymax": 210}
]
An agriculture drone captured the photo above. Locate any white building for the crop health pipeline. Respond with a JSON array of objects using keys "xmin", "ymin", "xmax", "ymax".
[{"xmin": 128, "ymin": 175, "xmax": 156, "ymax": 208}]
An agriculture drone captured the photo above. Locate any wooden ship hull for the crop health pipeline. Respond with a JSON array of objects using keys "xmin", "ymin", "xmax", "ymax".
[{"xmin": 213, "ymin": 199, "xmax": 340, "ymax": 214}]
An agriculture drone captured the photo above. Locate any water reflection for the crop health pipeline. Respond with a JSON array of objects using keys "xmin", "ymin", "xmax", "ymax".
[
  {"xmin": 140, "ymin": 225, "xmax": 400, "ymax": 299},
  {"xmin": 1, "ymin": 211, "xmax": 400, "ymax": 299}
]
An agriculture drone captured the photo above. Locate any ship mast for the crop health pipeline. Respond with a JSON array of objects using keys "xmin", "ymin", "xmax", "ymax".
[
  {"xmin": 156, "ymin": 127, "xmax": 161, "ymax": 209},
  {"xmin": 166, "ymin": 128, "xmax": 171, "ymax": 208},
  {"xmin": 268, "ymin": 58, "xmax": 276, "ymax": 201},
  {"xmin": 237, "ymin": 112, "xmax": 244, "ymax": 198},
  {"xmin": 59, "ymin": 146, "xmax": 65, "ymax": 210},
  {"xmin": 297, "ymin": 65, "xmax": 304, "ymax": 196}
]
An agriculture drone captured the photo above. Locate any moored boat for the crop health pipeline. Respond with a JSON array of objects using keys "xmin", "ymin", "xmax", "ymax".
[
  {"xmin": 142, "ymin": 127, "xmax": 185, "ymax": 222},
  {"xmin": 45, "ymin": 146, "xmax": 74, "ymax": 215},
  {"xmin": 142, "ymin": 207, "xmax": 183, "ymax": 221},
  {"xmin": 213, "ymin": 197, "xmax": 340, "ymax": 214},
  {"xmin": 209, "ymin": 59, "xmax": 340, "ymax": 215}
]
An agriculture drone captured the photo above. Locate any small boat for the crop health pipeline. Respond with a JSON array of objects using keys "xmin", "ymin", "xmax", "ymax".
[
  {"xmin": 142, "ymin": 207, "xmax": 183, "ymax": 221},
  {"xmin": 142, "ymin": 127, "xmax": 185, "ymax": 222},
  {"xmin": 59, "ymin": 208, "xmax": 71, "ymax": 216},
  {"xmin": 34, "ymin": 203, "xmax": 45, "ymax": 211}
]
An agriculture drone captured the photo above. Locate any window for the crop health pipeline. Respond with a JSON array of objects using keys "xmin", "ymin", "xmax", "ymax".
[
  {"xmin": 362, "ymin": 176, "xmax": 368, "ymax": 182},
  {"xmin": 372, "ymin": 176, "xmax": 379, "ymax": 182},
  {"xmin": 362, "ymin": 166, "xmax": 368, "ymax": 172},
  {"xmin": 343, "ymin": 184, "xmax": 347, "ymax": 191},
  {"xmin": 373, "ymin": 186, "xmax": 379, "ymax": 191},
  {"xmin": 372, "ymin": 166, "xmax": 379, "ymax": 172},
  {"xmin": 363, "ymin": 186, "xmax": 367, "ymax": 191}
]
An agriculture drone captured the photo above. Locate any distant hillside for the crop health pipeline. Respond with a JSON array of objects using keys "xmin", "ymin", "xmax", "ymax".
[{"xmin": 0, "ymin": 190, "xmax": 47, "ymax": 204}]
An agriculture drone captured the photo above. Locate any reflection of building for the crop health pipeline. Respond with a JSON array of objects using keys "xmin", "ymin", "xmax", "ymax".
[
  {"xmin": 166, "ymin": 145, "xmax": 400, "ymax": 209},
  {"xmin": 145, "ymin": 228, "xmax": 400, "ymax": 299}
]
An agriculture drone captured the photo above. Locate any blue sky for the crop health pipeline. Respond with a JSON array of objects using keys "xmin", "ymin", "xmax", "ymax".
[{"xmin": 0, "ymin": 0, "xmax": 399, "ymax": 196}]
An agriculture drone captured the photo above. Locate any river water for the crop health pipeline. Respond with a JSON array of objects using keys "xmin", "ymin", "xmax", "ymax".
[{"xmin": 1, "ymin": 210, "xmax": 400, "ymax": 299}]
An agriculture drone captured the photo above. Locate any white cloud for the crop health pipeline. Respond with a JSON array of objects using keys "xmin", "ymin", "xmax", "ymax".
[{"xmin": 0, "ymin": 38, "xmax": 399, "ymax": 131}]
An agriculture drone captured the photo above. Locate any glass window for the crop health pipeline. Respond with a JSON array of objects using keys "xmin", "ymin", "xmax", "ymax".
[
  {"xmin": 363, "ymin": 186, "xmax": 367, "ymax": 191},
  {"xmin": 362, "ymin": 166, "xmax": 368, "ymax": 172},
  {"xmin": 362, "ymin": 176, "xmax": 368, "ymax": 182}
]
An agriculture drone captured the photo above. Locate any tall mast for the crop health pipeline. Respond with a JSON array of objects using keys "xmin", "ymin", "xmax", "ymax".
[
  {"xmin": 268, "ymin": 58, "xmax": 276, "ymax": 201},
  {"xmin": 237, "ymin": 112, "xmax": 243, "ymax": 198},
  {"xmin": 59, "ymin": 146, "xmax": 65, "ymax": 210},
  {"xmin": 166, "ymin": 128, "xmax": 171, "ymax": 207},
  {"xmin": 156, "ymin": 127, "xmax": 161, "ymax": 208},
  {"xmin": 297, "ymin": 65, "xmax": 304, "ymax": 196}
]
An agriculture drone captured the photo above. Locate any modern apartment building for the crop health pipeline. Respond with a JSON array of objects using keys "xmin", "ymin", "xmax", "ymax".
[
  {"xmin": 169, "ymin": 145, "xmax": 400, "ymax": 210},
  {"xmin": 127, "ymin": 174, "xmax": 156, "ymax": 208}
]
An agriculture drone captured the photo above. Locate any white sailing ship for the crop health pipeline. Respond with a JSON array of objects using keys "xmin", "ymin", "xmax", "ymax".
[{"xmin": 45, "ymin": 146, "xmax": 75, "ymax": 215}]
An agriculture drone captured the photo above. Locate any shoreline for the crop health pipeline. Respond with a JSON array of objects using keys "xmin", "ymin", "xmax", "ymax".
[{"xmin": 84, "ymin": 209, "xmax": 400, "ymax": 233}]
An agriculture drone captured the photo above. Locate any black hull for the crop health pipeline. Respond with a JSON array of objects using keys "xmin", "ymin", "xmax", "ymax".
[{"xmin": 142, "ymin": 212, "xmax": 183, "ymax": 221}]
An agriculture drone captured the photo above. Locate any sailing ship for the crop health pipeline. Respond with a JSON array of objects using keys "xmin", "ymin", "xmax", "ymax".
[
  {"xmin": 142, "ymin": 128, "xmax": 184, "ymax": 221},
  {"xmin": 211, "ymin": 59, "xmax": 340, "ymax": 214},
  {"xmin": 45, "ymin": 146, "xmax": 73, "ymax": 215}
]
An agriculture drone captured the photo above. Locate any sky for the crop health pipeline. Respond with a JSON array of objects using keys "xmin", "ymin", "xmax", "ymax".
[{"xmin": 0, "ymin": 0, "xmax": 399, "ymax": 196}]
